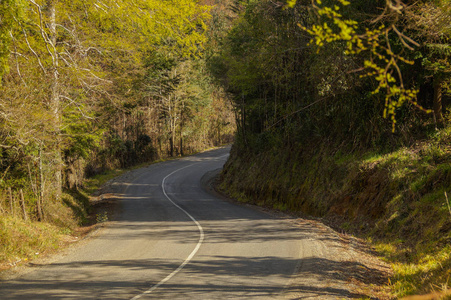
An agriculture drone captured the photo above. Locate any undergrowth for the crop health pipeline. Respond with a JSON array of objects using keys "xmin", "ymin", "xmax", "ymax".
[
  {"xmin": 362, "ymin": 130, "xmax": 451, "ymax": 298},
  {"xmin": 0, "ymin": 150, "xmax": 206, "ymax": 271},
  {"xmin": 0, "ymin": 216, "xmax": 66, "ymax": 268},
  {"xmin": 219, "ymin": 125, "xmax": 451, "ymax": 298},
  {"xmin": 0, "ymin": 167, "xmax": 130, "ymax": 270}
]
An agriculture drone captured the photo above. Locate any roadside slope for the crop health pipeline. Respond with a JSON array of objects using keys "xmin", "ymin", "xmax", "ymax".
[{"xmin": 219, "ymin": 132, "xmax": 451, "ymax": 297}]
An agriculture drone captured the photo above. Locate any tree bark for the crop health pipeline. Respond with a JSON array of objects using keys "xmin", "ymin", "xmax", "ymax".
[
  {"xmin": 46, "ymin": 0, "xmax": 62, "ymax": 201},
  {"xmin": 170, "ymin": 127, "xmax": 175, "ymax": 157},
  {"xmin": 38, "ymin": 147, "xmax": 44, "ymax": 221},
  {"xmin": 0, "ymin": 192, "xmax": 4, "ymax": 214},
  {"xmin": 20, "ymin": 189, "xmax": 28, "ymax": 221},
  {"xmin": 179, "ymin": 126, "xmax": 182, "ymax": 156},
  {"xmin": 240, "ymin": 94, "xmax": 247, "ymax": 146},
  {"xmin": 169, "ymin": 97, "xmax": 177, "ymax": 157},
  {"xmin": 433, "ymin": 78, "xmax": 444, "ymax": 127},
  {"xmin": 8, "ymin": 187, "xmax": 14, "ymax": 216},
  {"xmin": 180, "ymin": 108, "xmax": 184, "ymax": 156}
]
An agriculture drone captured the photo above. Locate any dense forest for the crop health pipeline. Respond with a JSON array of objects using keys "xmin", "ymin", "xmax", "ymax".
[{"xmin": 1, "ymin": 0, "xmax": 451, "ymax": 298}]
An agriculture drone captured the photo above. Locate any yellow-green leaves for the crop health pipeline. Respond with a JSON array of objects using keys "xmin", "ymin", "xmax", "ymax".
[
  {"xmin": 152, "ymin": 0, "xmax": 211, "ymax": 58},
  {"xmin": 285, "ymin": 0, "xmax": 297, "ymax": 8},
  {"xmin": 0, "ymin": 0, "xmax": 25, "ymax": 82},
  {"xmin": 297, "ymin": 0, "xmax": 428, "ymax": 131}
]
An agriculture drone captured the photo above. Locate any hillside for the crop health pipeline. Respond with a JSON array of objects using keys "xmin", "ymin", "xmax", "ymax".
[
  {"xmin": 219, "ymin": 128, "xmax": 451, "ymax": 297},
  {"xmin": 209, "ymin": 0, "xmax": 451, "ymax": 298}
]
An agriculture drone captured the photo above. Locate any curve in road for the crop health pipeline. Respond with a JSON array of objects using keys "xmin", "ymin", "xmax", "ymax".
[{"xmin": 0, "ymin": 147, "xmax": 371, "ymax": 299}]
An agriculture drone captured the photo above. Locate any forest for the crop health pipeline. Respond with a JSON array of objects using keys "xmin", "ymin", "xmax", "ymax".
[{"xmin": 1, "ymin": 0, "xmax": 451, "ymax": 298}]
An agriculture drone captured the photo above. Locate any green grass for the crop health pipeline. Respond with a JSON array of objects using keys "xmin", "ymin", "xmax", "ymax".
[
  {"xmin": 359, "ymin": 131, "xmax": 451, "ymax": 297},
  {"xmin": 0, "ymin": 164, "xmax": 131, "ymax": 269},
  {"xmin": 0, "ymin": 215, "xmax": 67, "ymax": 267},
  {"xmin": 220, "ymin": 125, "xmax": 451, "ymax": 298},
  {"xmin": 83, "ymin": 168, "xmax": 128, "ymax": 196},
  {"xmin": 376, "ymin": 243, "xmax": 451, "ymax": 297}
]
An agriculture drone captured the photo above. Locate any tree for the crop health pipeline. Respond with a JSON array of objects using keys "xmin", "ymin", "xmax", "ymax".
[
  {"xmin": 405, "ymin": 1, "xmax": 451, "ymax": 126},
  {"xmin": 0, "ymin": 0, "xmax": 25, "ymax": 81},
  {"xmin": 289, "ymin": 0, "xmax": 451, "ymax": 130}
]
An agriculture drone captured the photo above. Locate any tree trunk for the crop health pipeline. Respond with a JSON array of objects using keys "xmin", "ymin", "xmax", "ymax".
[
  {"xmin": 217, "ymin": 122, "xmax": 221, "ymax": 145},
  {"xmin": 8, "ymin": 187, "xmax": 14, "ymax": 216},
  {"xmin": 38, "ymin": 148, "xmax": 44, "ymax": 221},
  {"xmin": 20, "ymin": 189, "xmax": 28, "ymax": 221},
  {"xmin": 170, "ymin": 101, "xmax": 177, "ymax": 157},
  {"xmin": 180, "ymin": 136, "xmax": 183, "ymax": 156},
  {"xmin": 0, "ymin": 191, "xmax": 4, "ymax": 214},
  {"xmin": 433, "ymin": 78, "xmax": 444, "ymax": 127},
  {"xmin": 180, "ymin": 108, "xmax": 184, "ymax": 156},
  {"xmin": 241, "ymin": 94, "xmax": 247, "ymax": 146},
  {"xmin": 170, "ymin": 129, "xmax": 175, "ymax": 157},
  {"xmin": 46, "ymin": 0, "xmax": 62, "ymax": 201}
]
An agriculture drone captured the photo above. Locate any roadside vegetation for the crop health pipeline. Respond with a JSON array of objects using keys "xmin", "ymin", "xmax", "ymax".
[
  {"xmin": 209, "ymin": 0, "xmax": 451, "ymax": 298},
  {"xmin": 219, "ymin": 127, "xmax": 451, "ymax": 298}
]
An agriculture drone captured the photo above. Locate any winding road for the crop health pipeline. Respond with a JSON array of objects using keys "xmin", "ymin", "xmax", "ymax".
[{"xmin": 0, "ymin": 147, "xmax": 386, "ymax": 299}]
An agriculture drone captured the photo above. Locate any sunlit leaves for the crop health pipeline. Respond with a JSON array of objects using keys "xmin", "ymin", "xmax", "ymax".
[
  {"xmin": 296, "ymin": 0, "xmax": 431, "ymax": 131},
  {"xmin": 1, "ymin": 0, "xmax": 214, "ymax": 191},
  {"xmin": 0, "ymin": 0, "xmax": 26, "ymax": 81}
]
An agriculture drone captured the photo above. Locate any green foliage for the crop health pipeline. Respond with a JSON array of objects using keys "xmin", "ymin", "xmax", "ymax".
[
  {"xmin": 297, "ymin": 0, "xmax": 436, "ymax": 131},
  {"xmin": 0, "ymin": 0, "xmax": 25, "ymax": 81},
  {"xmin": 213, "ymin": 0, "xmax": 451, "ymax": 297},
  {"xmin": 211, "ymin": 0, "xmax": 451, "ymax": 154},
  {"xmin": 0, "ymin": 0, "xmax": 235, "ymax": 223},
  {"xmin": 211, "ymin": 0, "xmax": 400, "ymax": 152},
  {"xmin": 62, "ymin": 104, "xmax": 104, "ymax": 160}
]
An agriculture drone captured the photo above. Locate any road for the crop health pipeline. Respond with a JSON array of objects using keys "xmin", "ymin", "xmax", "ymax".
[{"xmin": 0, "ymin": 147, "xmax": 385, "ymax": 299}]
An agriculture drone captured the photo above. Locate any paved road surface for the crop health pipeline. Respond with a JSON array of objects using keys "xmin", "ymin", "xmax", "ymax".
[{"xmin": 0, "ymin": 147, "xmax": 368, "ymax": 299}]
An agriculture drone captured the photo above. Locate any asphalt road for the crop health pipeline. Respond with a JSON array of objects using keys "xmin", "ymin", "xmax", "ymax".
[{"xmin": 0, "ymin": 147, "xmax": 362, "ymax": 299}]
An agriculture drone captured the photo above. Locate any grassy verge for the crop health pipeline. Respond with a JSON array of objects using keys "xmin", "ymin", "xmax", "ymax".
[
  {"xmin": 360, "ymin": 128, "xmax": 451, "ymax": 298},
  {"xmin": 219, "ymin": 128, "xmax": 451, "ymax": 298},
  {"xmin": 0, "ymin": 166, "xmax": 131, "ymax": 271},
  {"xmin": 0, "ymin": 216, "xmax": 69, "ymax": 270}
]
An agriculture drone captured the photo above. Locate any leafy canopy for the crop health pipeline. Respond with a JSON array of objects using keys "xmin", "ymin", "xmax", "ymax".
[{"xmin": 287, "ymin": 0, "xmax": 435, "ymax": 131}]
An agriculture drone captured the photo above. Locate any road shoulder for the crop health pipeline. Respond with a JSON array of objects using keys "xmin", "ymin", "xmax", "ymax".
[{"xmin": 201, "ymin": 169, "xmax": 393, "ymax": 299}]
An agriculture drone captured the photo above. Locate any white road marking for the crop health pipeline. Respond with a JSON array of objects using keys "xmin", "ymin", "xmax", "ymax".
[{"xmin": 130, "ymin": 164, "xmax": 204, "ymax": 300}]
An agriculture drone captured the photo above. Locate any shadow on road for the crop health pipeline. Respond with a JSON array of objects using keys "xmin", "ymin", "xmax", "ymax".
[
  {"xmin": 0, "ymin": 256, "xmax": 381, "ymax": 299},
  {"xmin": 0, "ymin": 147, "xmax": 389, "ymax": 299}
]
